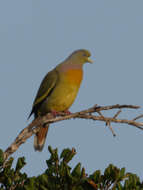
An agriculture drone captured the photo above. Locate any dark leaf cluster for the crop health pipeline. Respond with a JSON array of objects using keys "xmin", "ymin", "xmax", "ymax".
[{"xmin": 0, "ymin": 148, "xmax": 143, "ymax": 190}]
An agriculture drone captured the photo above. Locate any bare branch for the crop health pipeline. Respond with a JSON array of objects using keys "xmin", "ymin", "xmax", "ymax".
[
  {"xmin": 106, "ymin": 121, "xmax": 116, "ymax": 137},
  {"xmin": 113, "ymin": 110, "xmax": 122, "ymax": 119},
  {"xmin": 3, "ymin": 104, "xmax": 143, "ymax": 161},
  {"xmin": 133, "ymin": 114, "xmax": 143, "ymax": 121}
]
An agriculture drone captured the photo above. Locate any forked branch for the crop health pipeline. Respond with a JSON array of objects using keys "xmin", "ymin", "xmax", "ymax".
[{"xmin": 3, "ymin": 104, "xmax": 143, "ymax": 161}]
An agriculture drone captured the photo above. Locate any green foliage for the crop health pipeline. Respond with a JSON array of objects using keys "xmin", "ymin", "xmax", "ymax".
[
  {"xmin": 0, "ymin": 149, "xmax": 4, "ymax": 167},
  {"xmin": 0, "ymin": 150, "xmax": 27, "ymax": 190},
  {"xmin": 0, "ymin": 147, "xmax": 143, "ymax": 190}
]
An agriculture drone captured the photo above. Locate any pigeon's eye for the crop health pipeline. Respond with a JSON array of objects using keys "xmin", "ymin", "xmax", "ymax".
[{"xmin": 83, "ymin": 53, "xmax": 87, "ymax": 57}]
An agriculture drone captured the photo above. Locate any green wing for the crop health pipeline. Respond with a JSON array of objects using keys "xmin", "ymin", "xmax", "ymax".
[{"xmin": 29, "ymin": 68, "xmax": 58, "ymax": 118}]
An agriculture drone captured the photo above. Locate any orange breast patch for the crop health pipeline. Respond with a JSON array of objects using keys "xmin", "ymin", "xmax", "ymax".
[{"xmin": 66, "ymin": 69, "xmax": 83, "ymax": 85}]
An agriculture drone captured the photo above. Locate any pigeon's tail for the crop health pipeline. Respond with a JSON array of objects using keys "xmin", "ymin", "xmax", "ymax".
[{"xmin": 34, "ymin": 124, "xmax": 49, "ymax": 151}]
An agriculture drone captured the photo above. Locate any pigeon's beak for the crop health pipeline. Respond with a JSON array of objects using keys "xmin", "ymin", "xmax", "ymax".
[{"xmin": 87, "ymin": 57, "xmax": 94, "ymax": 63}]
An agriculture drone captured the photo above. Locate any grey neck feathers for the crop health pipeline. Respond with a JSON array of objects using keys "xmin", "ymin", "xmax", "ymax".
[{"xmin": 57, "ymin": 60, "xmax": 83, "ymax": 72}]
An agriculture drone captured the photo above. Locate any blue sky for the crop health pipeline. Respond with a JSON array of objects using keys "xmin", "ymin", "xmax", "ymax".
[{"xmin": 1, "ymin": 0, "xmax": 143, "ymax": 178}]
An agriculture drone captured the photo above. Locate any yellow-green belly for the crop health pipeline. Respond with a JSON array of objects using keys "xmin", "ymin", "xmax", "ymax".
[
  {"xmin": 45, "ymin": 83, "xmax": 80, "ymax": 111},
  {"xmin": 40, "ymin": 69, "xmax": 83, "ymax": 114}
]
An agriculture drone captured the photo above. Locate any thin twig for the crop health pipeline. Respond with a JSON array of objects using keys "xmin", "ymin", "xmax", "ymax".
[
  {"xmin": 106, "ymin": 121, "xmax": 116, "ymax": 137},
  {"xmin": 133, "ymin": 114, "xmax": 143, "ymax": 121},
  {"xmin": 113, "ymin": 110, "xmax": 122, "ymax": 119}
]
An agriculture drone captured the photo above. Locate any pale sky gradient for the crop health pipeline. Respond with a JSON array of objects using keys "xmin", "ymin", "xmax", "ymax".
[{"xmin": 1, "ymin": 0, "xmax": 143, "ymax": 178}]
